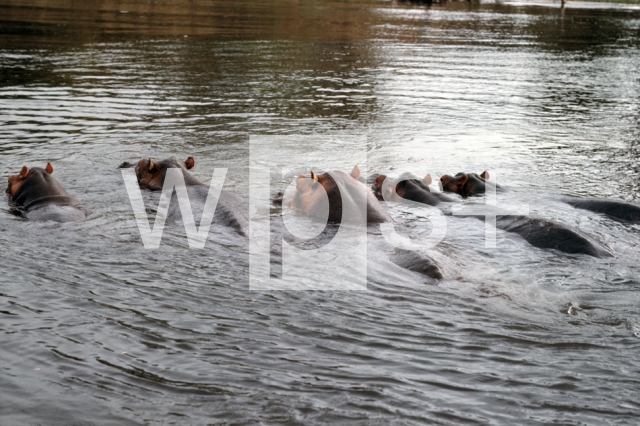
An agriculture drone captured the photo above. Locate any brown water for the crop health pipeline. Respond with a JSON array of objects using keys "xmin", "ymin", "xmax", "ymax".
[{"xmin": 1, "ymin": 0, "xmax": 640, "ymax": 424}]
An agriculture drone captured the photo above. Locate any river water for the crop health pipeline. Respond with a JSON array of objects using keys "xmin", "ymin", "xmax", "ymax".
[{"xmin": 1, "ymin": 0, "xmax": 640, "ymax": 424}]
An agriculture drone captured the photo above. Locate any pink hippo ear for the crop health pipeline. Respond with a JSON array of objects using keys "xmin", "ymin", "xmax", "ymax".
[
  {"xmin": 423, "ymin": 174, "xmax": 433, "ymax": 185},
  {"xmin": 185, "ymin": 157, "xmax": 195, "ymax": 170},
  {"xmin": 45, "ymin": 163, "xmax": 54, "ymax": 174},
  {"xmin": 148, "ymin": 159, "xmax": 156, "ymax": 172},
  {"xmin": 310, "ymin": 170, "xmax": 320, "ymax": 187},
  {"xmin": 480, "ymin": 171, "xmax": 489, "ymax": 180},
  {"xmin": 350, "ymin": 165, "xmax": 361, "ymax": 180},
  {"xmin": 18, "ymin": 166, "xmax": 29, "ymax": 179}
]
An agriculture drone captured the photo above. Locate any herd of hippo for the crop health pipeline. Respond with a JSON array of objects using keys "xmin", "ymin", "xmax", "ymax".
[{"xmin": 6, "ymin": 156, "xmax": 640, "ymax": 272}]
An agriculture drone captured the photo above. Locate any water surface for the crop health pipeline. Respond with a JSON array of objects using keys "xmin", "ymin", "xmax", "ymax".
[{"xmin": 1, "ymin": 0, "xmax": 640, "ymax": 424}]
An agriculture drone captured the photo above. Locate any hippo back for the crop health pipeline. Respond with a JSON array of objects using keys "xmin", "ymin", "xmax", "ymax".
[
  {"xmin": 496, "ymin": 215, "xmax": 611, "ymax": 258},
  {"xmin": 180, "ymin": 184, "xmax": 249, "ymax": 236},
  {"xmin": 564, "ymin": 198, "xmax": 640, "ymax": 223},
  {"xmin": 145, "ymin": 169, "xmax": 247, "ymax": 236}
]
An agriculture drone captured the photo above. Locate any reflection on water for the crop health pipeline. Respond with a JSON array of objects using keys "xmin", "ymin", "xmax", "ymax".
[{"xmin": 1, "ymin": 0, "xmax": 640, "ymax": 424}]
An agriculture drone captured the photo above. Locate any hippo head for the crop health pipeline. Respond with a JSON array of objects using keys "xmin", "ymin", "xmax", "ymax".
[
  {"xmin": 439, "ymin": 172, "xmax": 468, "ymax": 194},
  {"xmin": 134, "ymin": 156, "xmax": 196, "ymax": 190},
  {"xmin": 371, "ymin": 173, "xmax": 433, "ymax": 201},
  {"xmin": 286, "ymin": 165, "xmax": 363, "ymax": 223},
  {"xmin": 440, "ymin": 171, "xmax": 489, "ymax": 197},
  {"xmin": 6, "ymin": 163, "xmax": 54, "ymax": 199}
]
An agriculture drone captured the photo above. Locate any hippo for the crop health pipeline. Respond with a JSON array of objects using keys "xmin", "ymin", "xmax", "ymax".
[
  {"xmin": 371, "ymin": 172, "xmax": 454, "ymax": 206},
  {"xmin": 127, "ymin": 156, "xmax": 197, "ymax": 190},
  {"xmin": 284, "ymin": 166, "xmax": 391, "ymax": 224},
  {"xmin": 378, "ymin": 169, "xmax": 609, "ymax": 257},
  {"xmin": 6, "ymin": 163, "xmax": 85, "ymax": 222},
  {"xmin": 439, "ymin": 170, "xmax": 615, "ymax": 256},
  {"xmin": 121, "ymin": 156, "xmax": 247, "ymax": 236},
  {"xmin": 372, "ymin": 172, "xmax": 610, "ymax": 257},
  {"xmin": 440, "ymin": 171, "xmax": 502, "ymax": 197},
  {"xmin": 564, "ymin": 198, "xmax": 640, "ymax": 223}
]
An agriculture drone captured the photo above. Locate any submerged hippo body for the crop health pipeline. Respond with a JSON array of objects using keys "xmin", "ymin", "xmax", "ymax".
[
  {"xmin": 564, "ymin": 198, "xmax": 640, "ymax": 223},
  {"xmin": 372, "ymin": 172, "xmax": 453, "ymax": 206},
  {"xmin": 6, "ymin": 163, "xmax": 85, "ymax": 222},
  {"xmin": 129, "ymin": 156, "xmax": 248, "ymax": 235},
  {"xmin": 453, "ymin": 207, "xmax": 610, "ymax": 257},
  {"xmin": 286, "ymin": 166, "xmax": 391, "ymax": 224},
  {"xmin": 440, "ymin": 171, "xmax": 502, "ymax": 197},
  {"xmin": 495, "ymin": 215, "xmax": 610, "ymax": 257},
  {"xmin": 390, "ymin": 248, "xmax": 443, "ymax": 279}
]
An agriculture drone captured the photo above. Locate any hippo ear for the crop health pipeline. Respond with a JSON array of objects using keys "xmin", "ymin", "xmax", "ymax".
[
  {"xmin": 310, "ymin": 170, "xmax": 320, "ymax": 187},
  {"xmin": 18, "ymin": 166, "xmax": 29, "ymax": 179},
  {"xmin": 148, "ymin": 159, "xmax": 156, "ymax": 172},
  {"xmin": 480, "ymin": 171, "xmax": 489, "ymax": 180},
  {"xmin": 350, "ymin": 165, "xmax": 361, "ymax": 180},
  {"xmin": 45, "ymin": 163, "xmax": 54, "ymax": 174},
  {"xmin": 185, "ymin": 156, "xmax": 195, "ymax": 170},
  {"xmin": 458, "ymin": 173, "xmax": 468, "ymax": 186},
  {"xmin": 423, "ymin": 174, "xmax": 433, "ymax": 185}
]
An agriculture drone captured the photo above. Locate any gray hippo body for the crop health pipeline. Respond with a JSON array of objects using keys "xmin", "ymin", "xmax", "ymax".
[
  {"xmin": 495, "ymin": 215, "xmax": 610, "ymax": 257},
  {"xmin": 564, "ymin": 198, "xmax": 640, "ymax": 223},
  {"xmin": 123, "ymin": 156, "xmax": 248, "ymax": 236},
  {"xmin": 390, "ymin": 248, "xmax": 443, "ymax": 279},
  {"xmin": 448, "ymin": 203, "xmax": 611, "ymax": 258}
]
